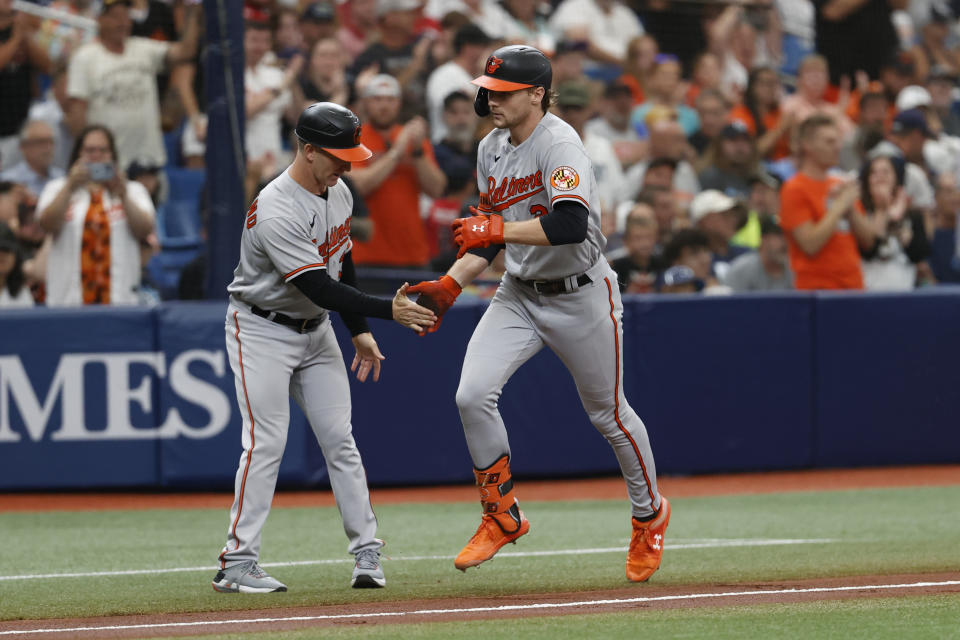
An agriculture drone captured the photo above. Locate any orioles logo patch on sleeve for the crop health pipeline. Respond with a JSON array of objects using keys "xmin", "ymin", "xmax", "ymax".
[{"xmin": 550, "ymin": 166, "xmax": 580, "ymax": 191}]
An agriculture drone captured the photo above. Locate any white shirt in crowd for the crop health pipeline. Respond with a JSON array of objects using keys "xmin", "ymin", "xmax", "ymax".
[
  {"xmin": 584, "ymin": 116, "xmax": 641, "ymax": 146},
  {"xmin": 548, "ymin": 0, "xmax": 643, "ymax": 61},
  {"xmin": 775, "ymin": 0, "xmax": 815, "ymax": 47},
  {"xmin": 67, "ymin": 37, "xmax": 170, "ymax": 168},
  {"xmin": 425, "ymin": 62, "xmax": 475, "ymax": 144},
  {"xmin": 581, "ymin": 132, "xmax": 625, "ymax": 212},
  {"xmin": 36, "ymin": 178, "xmax": 155, "ymax": 306},
  {"xmin": 245, "ymin": 61, "xmax": 292, "ymax": 165},
  {"xmin": 502, "ymin": 12, "xmax": 556, "ymax": 57},
  {"xmin": 424, "ymin": 0, "xmax": 514, "ymax": 38},
  {"xmin": 0, "ymin": 287, "xmax": 35, "ymax": 308},
  {"xmin": 862, "ymin": 235, "xmax": 917, "ymax": 291}
]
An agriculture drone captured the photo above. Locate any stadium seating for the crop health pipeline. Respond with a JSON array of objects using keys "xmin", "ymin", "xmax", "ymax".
[{"xmin": 149, "ymin": 167, "xmax": 206, "ymax": 298}]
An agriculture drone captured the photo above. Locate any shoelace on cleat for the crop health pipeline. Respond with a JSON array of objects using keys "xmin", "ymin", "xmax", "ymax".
[{"xmin": 355, "ymin": 550, "xmax": 380, "ymax": 570}]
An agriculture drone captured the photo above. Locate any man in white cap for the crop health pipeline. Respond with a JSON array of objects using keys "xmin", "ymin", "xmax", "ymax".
[
  {"xmin": 894, "ymin": 84, "xmax": 960, "ymax": 179},
  {"xmin": 689, "ymin": 189, "xmax": 751, "ymax": 281}
]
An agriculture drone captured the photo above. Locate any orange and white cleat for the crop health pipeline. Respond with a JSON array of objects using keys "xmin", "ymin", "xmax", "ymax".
[
  {"xmin": 455, "ymin": 454, "xmax": 530, "ymax": 571},
  {"xmin": 455, "ymin": 509, "xmax": 530, "ymax": 571},
  {"xmin": 626, "ymin": 496, "xmax": 670, "ymax": 582}
]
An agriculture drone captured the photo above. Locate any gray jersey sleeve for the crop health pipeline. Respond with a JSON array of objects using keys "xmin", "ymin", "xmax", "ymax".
[
  {"xmin": 476, "ymin": 139, "xmax": 492, "ymax": 212},
  {"xmin": 255, "ymin": 215, "xmax": 325, "ymax": 282},
  {"xmin": 542, "ymin": 141, "xmax": 593, "ymax": 212}
]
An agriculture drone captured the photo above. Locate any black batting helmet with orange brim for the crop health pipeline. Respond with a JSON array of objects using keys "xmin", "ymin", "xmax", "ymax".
[
  {"xmin": 471, "ymin": 45, "xmax": 552, "ymax": 116},
  {"xmin": 295, "ymin": 102, "xmax": 372, "ymax": 162}
]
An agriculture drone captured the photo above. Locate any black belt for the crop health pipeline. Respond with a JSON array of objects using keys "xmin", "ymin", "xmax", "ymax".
[
  {"xmin": 251, "ymin": 305, "xmax": 322, "ymax": 333},
  {"xmin": 514, "ymin": 273, "xmax": 592, "ymax": 295}
]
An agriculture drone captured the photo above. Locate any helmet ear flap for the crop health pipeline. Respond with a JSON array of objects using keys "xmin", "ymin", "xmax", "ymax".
[{"xmin": 474, "ymin": 87, "xmax": 490, "ymax": 117}]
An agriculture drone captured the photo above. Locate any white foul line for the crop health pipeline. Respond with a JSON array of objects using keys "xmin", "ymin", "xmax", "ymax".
[
  {"xmin": 1, "ymin": 580, "xmax": 958, "ymax": 636},
  {"xmin": 0, "ymin": 539, "xmax": 835, "ymax": 582}
]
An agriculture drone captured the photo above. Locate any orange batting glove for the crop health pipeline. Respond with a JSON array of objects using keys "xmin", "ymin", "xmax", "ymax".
[
  {"xmin": 406, "ymin": 274, "xmax": 462, "ymax": 335},
  {"xmin": 452, "ymin": 208, "xmax": 504, "ymax": 259}
]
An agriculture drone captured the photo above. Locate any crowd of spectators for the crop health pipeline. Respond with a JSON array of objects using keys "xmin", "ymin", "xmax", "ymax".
[{"xmin": 3, "ymin": 0, "xmax": 960, "ymax": 308}]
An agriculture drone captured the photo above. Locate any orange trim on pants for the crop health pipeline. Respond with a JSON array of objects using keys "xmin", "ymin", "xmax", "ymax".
[
  {"xmin": 604, "ymin": 277, "xmax": 657, "ymax": 507},
  {"xmin": 220, "ymin": 311, "xmax": 257, "ymax": 569}
]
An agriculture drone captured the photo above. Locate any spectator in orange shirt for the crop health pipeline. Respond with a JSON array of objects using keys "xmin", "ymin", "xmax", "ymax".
[
  {"xmin": 729, "ymin": 66, "xmax": 793, "ymax": 161},
  {"xmin": 684, "ymin": 51, "xmax": 723, "ymax": 107},
  {"xmin": 618, "ymin": 34, "xmax": 659, "ymax": 105},
  {"xmin": 350, "ymin": 74, "xmax": 447, "ymax": 268},
  {"xmin": 779, "ymin": 114, "xmax": 877, "ymax": 290}
]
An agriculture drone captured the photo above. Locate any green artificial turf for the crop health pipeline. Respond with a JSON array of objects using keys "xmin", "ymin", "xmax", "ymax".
[
  {"xmin": 1, "ymin": 486, "xmax": 958, "ymax": 622},
  {"xmin": 158, "ymin": 595, "xmax": 960, "ymax": 640}
]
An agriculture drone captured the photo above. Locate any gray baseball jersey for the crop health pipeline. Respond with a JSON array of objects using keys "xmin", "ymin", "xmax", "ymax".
[
  {"xmin": 228, "ymin": 168, "xmax": 354, "ymax": 318},
  {"xmin": 476, "ymin": 112, "xmax": 606, "ymax": 280},
  {"xmin": 458, "ymin": 112, "xmax": 663, "ymax": 519},
  {"xmin": 218, "ymin": 168, "xmax": 381, "ymax": 573}
]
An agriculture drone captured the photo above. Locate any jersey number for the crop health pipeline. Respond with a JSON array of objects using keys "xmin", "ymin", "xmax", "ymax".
[
  {"xmin": 530, "ymin": 204, "xmax": 548, "ymax": 218},
  {"xmin": 245, "ymin": 199, "xmax": 258, "ymax": 229}
]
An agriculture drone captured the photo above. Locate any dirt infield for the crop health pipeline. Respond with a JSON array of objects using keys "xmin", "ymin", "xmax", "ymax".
[
  {"xmin": 2, "ymin": 572, "xmax": 958, "ymax": 638},
  {"xmin": 2, "ymin": 464, "xmax": 959, "ymax": 512},
  {"xmin": 3, "ymin": 465, "xmax": 959, "ymax": 638}
]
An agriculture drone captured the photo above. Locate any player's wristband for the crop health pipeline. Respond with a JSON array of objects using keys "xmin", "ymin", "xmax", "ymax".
[{"xmin": 467, "ymin": 243, "xmax": 505, "ymax": 263}]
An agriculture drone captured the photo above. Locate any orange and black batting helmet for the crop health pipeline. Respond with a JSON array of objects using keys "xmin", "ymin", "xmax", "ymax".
[
  {"xmin": 295, "ymin": 102, "xmax": 372, "ymax": 162},
  {"xmin": 471, "ymin": 45, "xmax": 552, "ymax": 117}
]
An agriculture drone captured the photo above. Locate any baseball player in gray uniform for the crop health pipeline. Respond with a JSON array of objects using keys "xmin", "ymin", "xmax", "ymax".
[
  {"xmin": 212, "ymin": 103, "xmax": 436, "ymax": 593},
  {"xmin": 408, "ymin": 46, "xmax": 670, "ymax": 582}
]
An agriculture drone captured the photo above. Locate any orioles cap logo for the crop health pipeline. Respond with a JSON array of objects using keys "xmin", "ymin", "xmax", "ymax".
[
  {"xmin": 486, "ymin": 55, "xmax": 503, "ymax": 74},
  {"xmin": 353, "ymin": 125, "xmax": 362, "ymax": 145}
]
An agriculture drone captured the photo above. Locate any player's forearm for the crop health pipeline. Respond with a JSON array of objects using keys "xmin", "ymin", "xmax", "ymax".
[
  {"xmin": 447, "ymin": 253, "xmax": 491, "ymax": 288},
  {"xmin": 502, "ymin": 201, "xmax": 588, "ymax": 246},
  {"xmin": 503, "ymin": 218, "xmax": 551, "ymax": 246},
  {"xmin": 291, "ymin": 269, "xmax": 393, "ymax": 320}
]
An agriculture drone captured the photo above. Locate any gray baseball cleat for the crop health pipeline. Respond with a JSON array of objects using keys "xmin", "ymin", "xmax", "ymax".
[
  {"xmin": 212, "ymin": 560, "xmax": 287, "ymax": 593},
  {"xmin": 351, "ymin": 548, "xmax": 385, "ymax": 588}
]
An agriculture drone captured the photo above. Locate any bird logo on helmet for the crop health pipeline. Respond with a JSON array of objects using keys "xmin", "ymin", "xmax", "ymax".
[{"xmin": 486, "ymin": 56, "xmax": 504, "ymax": 74}]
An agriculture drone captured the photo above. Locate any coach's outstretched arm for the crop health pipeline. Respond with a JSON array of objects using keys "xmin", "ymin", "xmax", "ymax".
[{"xmin": 290, "ymin": 254, "xmax": 436, "ymax": 333}]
